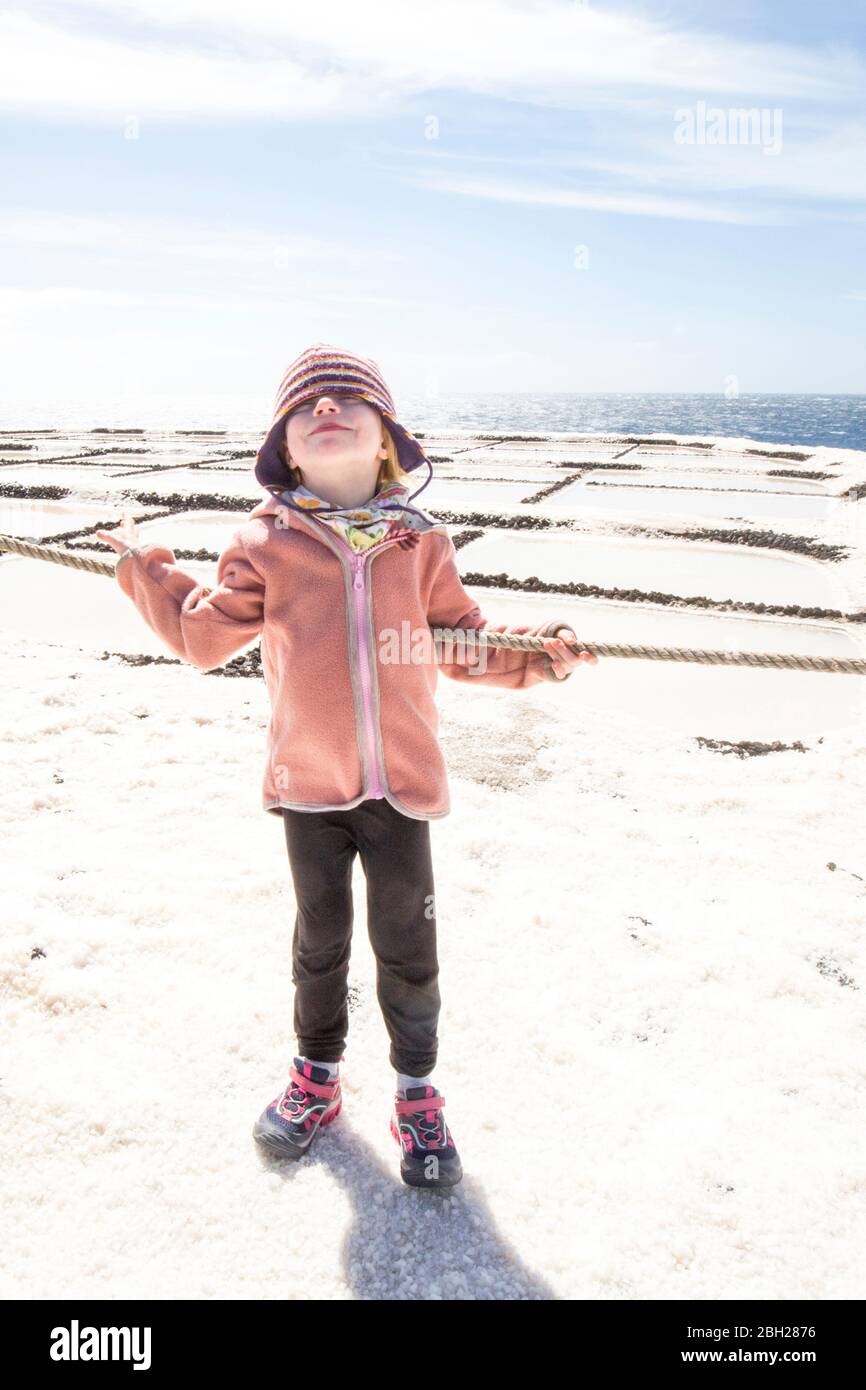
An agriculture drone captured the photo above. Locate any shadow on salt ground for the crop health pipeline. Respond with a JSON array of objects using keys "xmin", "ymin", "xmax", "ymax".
[{"xmin": 253, "ymin": 1121, "xmax": 556, "ymax": 1300}]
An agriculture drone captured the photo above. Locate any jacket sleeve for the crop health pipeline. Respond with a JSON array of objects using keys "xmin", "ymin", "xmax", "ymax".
[
  {"xmin": 425, "ymin": 535, "xmax": 576, "ymax": 689},
  {"xmin": 113, "ymin": 529, "xmax": 265, "ymax": 672}
]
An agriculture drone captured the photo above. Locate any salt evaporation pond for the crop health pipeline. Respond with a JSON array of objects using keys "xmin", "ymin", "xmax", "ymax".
[
  {"xmin": 629, "ymin": 450, "xmax": 814, "ymax": 470},
  {"xmin": 125, "ymin": 512, "xmax": 248, "ymax": 553},
  {"xmin": 8, "ymin": 462, "xmax": 259, "ymax": 499},
  {"xmin": 3, "ymin": 447, "xmax": 156, "ymax": 466},
  {"xmin": 466, "ymin": 588, "xmax": 866, "ymax": 742},
  {"xmin": 541, "ymin": 479, "xmax": 834, "ymax": 523},
  {"xmin": 616, "ymin": 469, "xmax": 828, "ymax": 493},
  {"xmin": 457, "ymin": 444, "xmax": 622, "ymax": 466},
  {"xmin": 410, "ymin": 477, "xmax": 548, "ymax": 511},
  {"xmin": 0, "ymin": 553, "xmax": 217, "ymax": 656},
  {"xmin": 4, "ymin": 465, "xmax": 177, "ymax": 494},
  {"xmin": 460, "ymin": 530, "xmax": 847, "ymax": 608},
  {"xmin": 0, "ymin": 498, "xmax": 163, "ymax": 539},
  {"xmin": 114, "ymin": 469, "xmax": 262, "ymax": 498},
  {"xmin": 429, "ymin": 463, "xmax": 563, "ymax": 484}
]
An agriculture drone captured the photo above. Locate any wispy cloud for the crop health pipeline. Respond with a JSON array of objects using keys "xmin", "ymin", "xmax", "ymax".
[
  {"xmin": 2, "ymin": 0, "xmax": 863, "ymax": 124},
  {"xmin": 395, "ymin": 113, "xmax": 866, "ymax": 224},
  {"xmin": 4, "ymin": 2, "xmax": 863, "ymax": 228},
  {"xmin": 0, "ymin": 11, "xmax": 356, "ymax": 121},
  {"xmin": 403, "ymin": 169, "xmax": 783, "ymax": 225},
  {"xmin": 407, "ymin": 123, "xmax": 866, "ymax": 203}
]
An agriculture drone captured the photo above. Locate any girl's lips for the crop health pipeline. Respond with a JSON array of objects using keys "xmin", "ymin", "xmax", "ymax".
[{"xmin": 311, "ymin": 424, "xmax": 349, "ymax": 435}]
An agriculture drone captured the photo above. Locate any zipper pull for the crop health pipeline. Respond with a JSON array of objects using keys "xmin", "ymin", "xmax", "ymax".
[{"xmin": 353, "ymin": 555, "xmax": 363, "ymax": 590}]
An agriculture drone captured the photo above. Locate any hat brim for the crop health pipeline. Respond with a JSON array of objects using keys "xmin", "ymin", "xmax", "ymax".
[{"xmin": 254, "ymin": 405, "xmax": 428, "ymax": 492}]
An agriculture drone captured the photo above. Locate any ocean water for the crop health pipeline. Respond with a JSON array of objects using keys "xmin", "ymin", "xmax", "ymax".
[
  {"xmin": 402, "ymin": 394, "xmax": 866, "ymax": 452},
  {"xmin": 2, "ymin": 393, "xmax": 865, "ymax": 452}
]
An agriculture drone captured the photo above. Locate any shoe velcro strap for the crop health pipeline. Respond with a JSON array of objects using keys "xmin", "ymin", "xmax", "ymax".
[
  {"xmin": 289, "ymin": 1066, "xmax": 339, "ymax": 1100},
  {"xmin": 395, "ymin": 1094, "xmax": 444, "ymax": 1116}
]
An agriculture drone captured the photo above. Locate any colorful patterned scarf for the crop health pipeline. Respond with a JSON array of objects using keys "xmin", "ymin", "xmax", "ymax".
[{"xmin": 280, "ymin": 480, "xmax": 436, "ymax": 554}]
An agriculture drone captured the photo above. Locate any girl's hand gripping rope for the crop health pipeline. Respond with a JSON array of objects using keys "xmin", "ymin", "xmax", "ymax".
[{"xmin": 541, "ymin": 628, "xmax": 598, "ymax": 680}]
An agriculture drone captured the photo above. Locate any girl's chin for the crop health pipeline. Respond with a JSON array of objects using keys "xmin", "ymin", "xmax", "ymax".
[{"xmin": 307, "ymin": 453, "xmax": 372, "ymax": 469}]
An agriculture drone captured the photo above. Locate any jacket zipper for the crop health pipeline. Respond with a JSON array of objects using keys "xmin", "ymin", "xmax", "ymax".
[
  {"xmin": 307, "ymin": 526, "xmax": 399, "ymax": 800},
  {"xmin": 276, "ymin": 507, "xmax": 449, "ymax": 802},
  {"xmin": 350, "ymin": 549, "xmax": 384, "ymax": 798}
]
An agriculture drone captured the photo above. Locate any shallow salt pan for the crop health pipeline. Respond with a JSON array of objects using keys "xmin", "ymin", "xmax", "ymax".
[
  {"xmin": 0, "ymin": 552, "xmax": 220, "ymax": 657},
  {"xmin": 467, "ymin": 588, "xmax": 866, "ymax": 741},
  {"xmin": 629, "ymin": 449, "xmax": 819, "ymax": 472},
  {"xmin": 116, "ymin": 512, "xmax": 249, "ymax": 553},
  {"xmin": 540, "ymin": 480, "xmax": 834, "ymax": 523},
  {"xmin": 426, "ymin": 462, "xmax": 563, "ymax": 484},
  {"xmin": 0, "ymin": 498, "xmax": 158, "ymax": 539},
  {"xmin": 3, "ymin": 465, "xmax": 175, "ymax": 494},
  {"xmin": 115, "ymin": 468, "xmax": 262, "ymax": 498},
  {"xmin": 603, "ymin": 469, "xmax": 830, "ymax": 494},
  {"xmin": 454, "ymin": 444, "xmax": 624, "ymax": 467},
  {"xmin": 411, "ymin": 477, "xmax": 548, "ymax": 511},
  {"xmin": 459, "ymin": 530, "xmax": 848, "ymax": 608},
  {"xmin": 3, "ymin": 447, "xmax": 156, "ymax": 466}
]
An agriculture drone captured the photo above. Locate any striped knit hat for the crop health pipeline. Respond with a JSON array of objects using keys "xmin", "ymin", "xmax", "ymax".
[{"xmin": 254, "ymin": 343, "xmax": 428, "ymax": 492}]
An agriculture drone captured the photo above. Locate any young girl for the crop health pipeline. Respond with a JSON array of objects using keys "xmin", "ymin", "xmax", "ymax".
[{"xmin": 97, "ymin": 343, "xmax": 597, "ymax": 1191}]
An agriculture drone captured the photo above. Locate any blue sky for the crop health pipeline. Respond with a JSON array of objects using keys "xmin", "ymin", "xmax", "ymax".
[{"xmin": 1, "ymin": 0, "xmax": 865, "ymax": 420}]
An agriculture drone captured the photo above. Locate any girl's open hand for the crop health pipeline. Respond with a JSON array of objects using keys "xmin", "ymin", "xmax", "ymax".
[
  {"xmin": 542, "ymin": 628, "xmax": 598, "ymax": 680},
  {"xmin": 96, "ymin": 512, "xmax": 141, "ymax": 556}
]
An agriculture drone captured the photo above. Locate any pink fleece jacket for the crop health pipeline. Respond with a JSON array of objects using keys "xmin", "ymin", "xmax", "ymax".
[{"xmin": 114, "ymin": 493, "xmax": 576, "ymax": 820}]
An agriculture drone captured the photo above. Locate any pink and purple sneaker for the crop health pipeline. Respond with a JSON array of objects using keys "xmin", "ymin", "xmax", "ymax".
[
  {"xmin": 253, "ymin": 1056, "xmax": 343, "ymax": 1159},
  {"xmin": 390, "ymin": 1083, "xmax": 463, "ymax": 1190}
]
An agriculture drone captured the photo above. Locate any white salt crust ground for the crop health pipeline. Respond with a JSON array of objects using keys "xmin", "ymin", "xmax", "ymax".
[{"xmin": 2, "ymin": 630, "xmax": 866, "ymax": 1299}]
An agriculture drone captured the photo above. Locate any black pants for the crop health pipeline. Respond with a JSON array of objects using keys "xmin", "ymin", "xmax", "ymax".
[{"xmin": 281, "ymin": 798, "xmax": 440, "ymax": 1075}]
